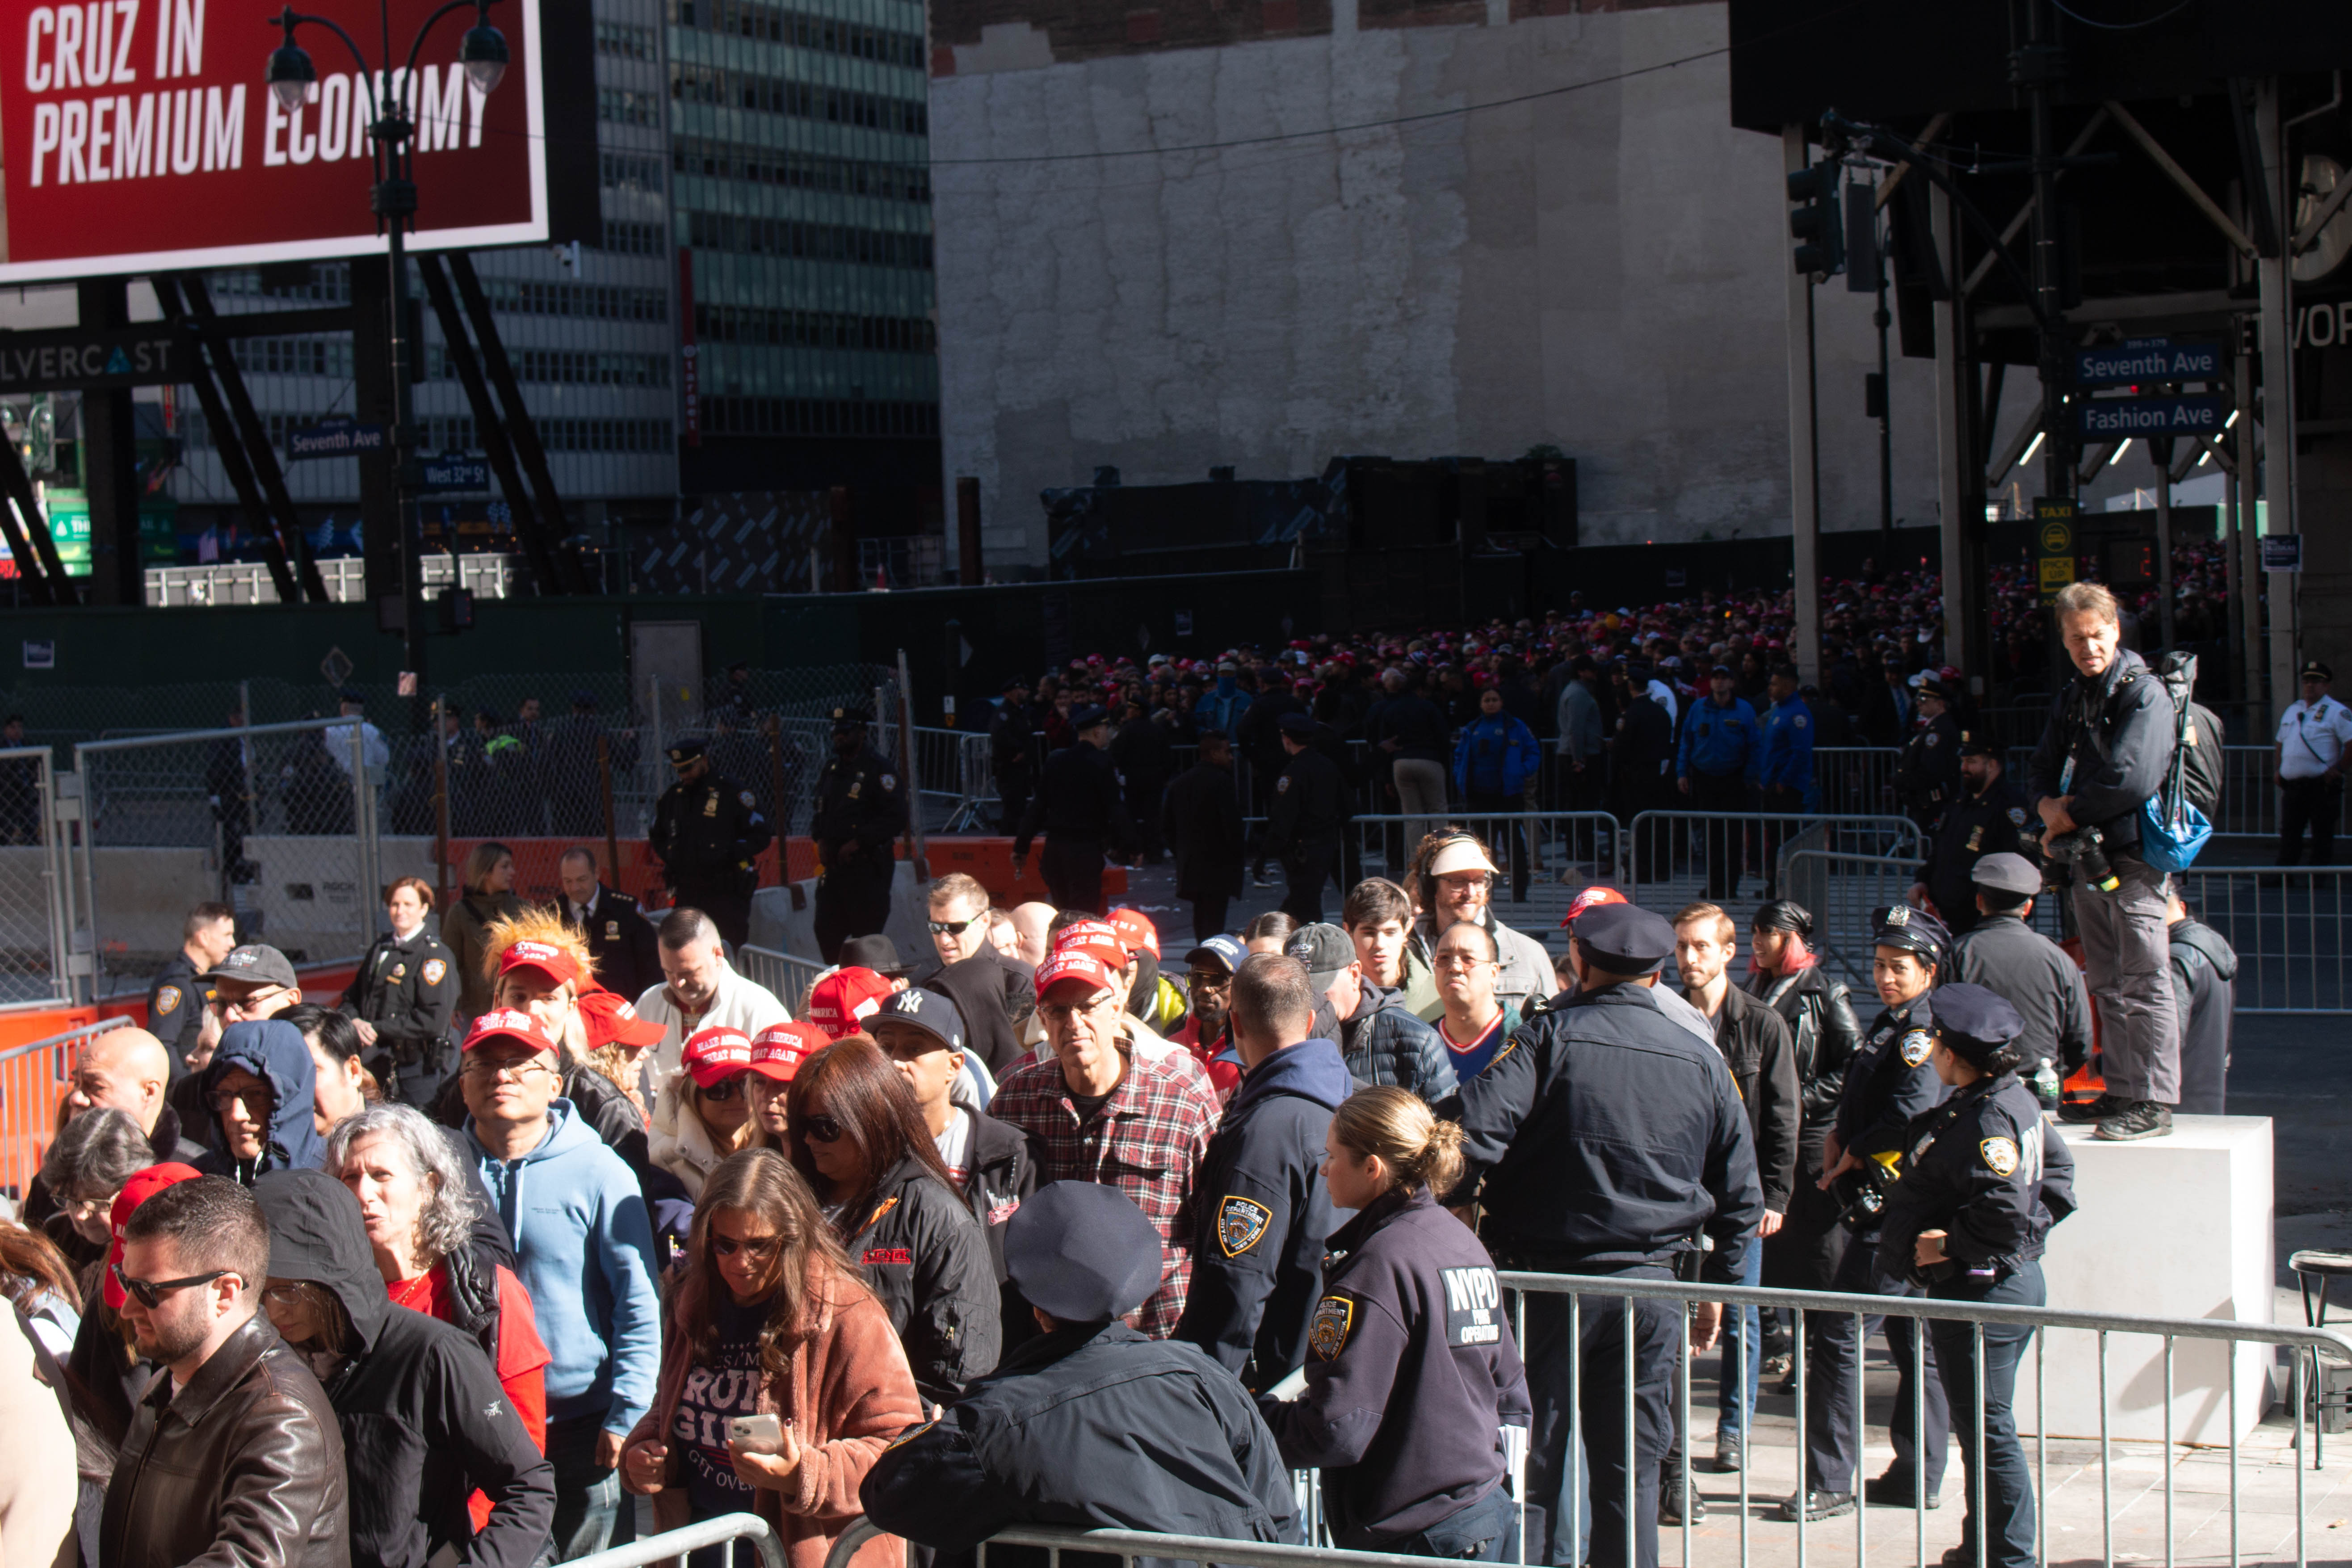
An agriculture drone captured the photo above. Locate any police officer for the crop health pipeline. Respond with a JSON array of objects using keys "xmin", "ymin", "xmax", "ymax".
[
  {"xmin": 991, "ymin": 676, "xmax": 1039, "ymax": 835},
  {"xmin": 1263, "ymin": 711, "xmax": 1349, "ymax": 924},
  {"xmin": 1013, "ymin": 704, "xmax": 1132, "ymax": 915},
  {"xmin": 2167, "ymin": 889, "xmax": 2237, "ymax": 1116},
  {"xmin": 1789, "ymin": 904, "xmax": 1951, "ymax": 1525},
  {"xmin": 1911, "ymin": 731, "xmax": 2035, "ymax": 937},
  {"xmin": 1875, "ymin": 985, "xmax": 2077, "ymax": 1568},
  {"xmin": 858, "ymin": 1181, "xmax": 1302, "ymax": 1552},
  {"xmin": 1172, "ymin": 954, "xmax": 1350, "ymax": 1390},
  {"xmin": 808, "ymin": 707, "xmax": 906, "ymax": 960},
  {"xmin": 338, "ymin": 876, "xmax": 459, "ymax": 1106},
  {"xmin": 1676, "ymin": 664, "xmax": 1761, "ymax": 899},
  {"xmin": 651, "ymin": 735, "xmax": 774, "ymax": 951},
  {"xmin": 1894, "ymin": 674, "xmax": 1963, "ymax": 835},
  {"xmin": 150, "ymin": 901, "xmax": 236, "ymax": 1080},
  {"xmin": 1264, "ymin": 1085, "xmax": 1532, "ymax": 1558},
  {"xmin": 1947, "ymin": 854, "xmax": 2092, "ymax": 1109},
  {"xmin": 1442, "ymin": 902, "xmax": 1761, "ymax": 1568}
]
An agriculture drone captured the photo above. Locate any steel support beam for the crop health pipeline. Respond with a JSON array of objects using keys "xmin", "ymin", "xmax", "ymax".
[
  {"xmin": 174, "ymin": 273, "xmax": 328, "ymax": 603},
  {"xmin": 76, "ymin": 279, "xmax": 143, "ymax": 606},
  {"xmin": 153, "ymin": 277, "xmax": 301, "ymax": 605},
  {"xmin": 445, "ymin": 253, "xmax": 589, "ymax": 593},
  {"xmin": 1932, "ymin": 181, "xmax": 1979, "ymax": 682},
  {"xmin": 2105, "ymin": 101, "xmax": 2259, "ymax": 261},
  {"xmin": 2256, "ymin": 78, "xmax": 2299, "ymax": 730},
  {"xmin": 0, "ymin": 435, "xmax": 63, "ymax": 605},
  {"xmin": 1784, "ymin": 126, "xmax": 1822, "ymax": 688}
]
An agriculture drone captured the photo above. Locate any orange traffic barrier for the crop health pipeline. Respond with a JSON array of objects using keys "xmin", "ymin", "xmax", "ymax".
[{"xmin": 922, "ymin": 838, "xmax": 1129, "ymax": 909}]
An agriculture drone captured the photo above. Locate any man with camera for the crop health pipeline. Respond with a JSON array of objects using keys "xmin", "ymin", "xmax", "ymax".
[{"xmin": 2027, "ymin": 583, "xmax": 2179, "ymax": 1142}]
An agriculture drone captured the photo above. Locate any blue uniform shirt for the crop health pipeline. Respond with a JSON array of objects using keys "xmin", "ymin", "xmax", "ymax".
[
  {"xmin": 1676, "ymin": 696, "xmax": 1760, "ymax": 781},
  {"xmin": 1757, "ymin": 695, "xmax": 1817, "ymax": 800}
]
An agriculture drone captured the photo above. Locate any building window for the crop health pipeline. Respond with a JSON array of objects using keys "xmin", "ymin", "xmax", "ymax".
[
  {"xmin": 666, "ymin": 0, "xmax": 924, "ymax": 67},
  {"xmin": 684, "ymin": 210, "xmax": 932, "ymax": 269},
  {"xmin": 701, "ymin": 396, "xmax": 937, "ymax": 438},
  {"xmin": 601, "ymin": 151, "xmax": 666, "ymax": 192},
  {"xmin": 596, "ymin": 20, "xmax": 659, "ymax": 58},
  {"xmin": 601, "ymin": 220, "xmax": 668, "ymax": 256},
  {"xmin": 693, "ymin": 303, "xmax": 934, "ymax": 353},
  {"xmin": 669, "ymin": 65, "xmax": 927, "ymax": 136},
  {"xmin": 598, "ymin": 88, "xmax": 663, "ymax": 126},
  {"xmin": 669, "ymin": 137, "xmax": 928, "ymax": 203}
]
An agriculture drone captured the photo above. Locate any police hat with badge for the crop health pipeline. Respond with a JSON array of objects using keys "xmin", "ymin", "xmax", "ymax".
[
  {"xmin": 831, "ymin": 705, "xmax": 874, "ymax": 734},
  {"xmin": 667, "ymin": 736, "xmax": 709, "ymax": 767},
  {"xmin": 1868, "ymin": 903, "xmax": 1950, "ymax": 971},
  {"xmin": 1933, "ymin": 983, "xmax": 2029, "ymax": 1080},
  {"xmin": 1004, "ymin": 1181, "xmax": 1165, "ymax": 1325}
]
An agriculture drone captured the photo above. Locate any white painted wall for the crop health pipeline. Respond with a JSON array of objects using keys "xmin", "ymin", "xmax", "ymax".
[{"xmin": 928, "ymin": 0, "xmax": 1945, "ymax": 564}]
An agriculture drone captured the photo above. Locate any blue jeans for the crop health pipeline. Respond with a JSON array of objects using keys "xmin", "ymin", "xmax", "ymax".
[
  {"xmin": 546, "ymin": 1413, "xmax": 622, "ymax": 1562},
  {"xmin": 1715, "ymin": 1234, "xmax": 1764, "ymax": 1442},
  {"xmin": 1931, "ymin": 1263, "xmax": 2044, "ymax": 1568}
]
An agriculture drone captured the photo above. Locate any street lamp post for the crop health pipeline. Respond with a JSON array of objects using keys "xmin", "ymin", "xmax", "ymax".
[{"xmin": 265, "ymin": 0, "xmax": 508, "ymax": 731}]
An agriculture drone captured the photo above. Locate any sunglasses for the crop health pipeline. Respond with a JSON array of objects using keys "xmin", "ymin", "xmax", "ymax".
[
  {"xmin": 113, "ymin": 1267, "xmax": 232, "ymax": 1309},
  {"xmin": 801, "ymin": 1113, "xmax": 845, "ymax": 1144},
  {"xmin": 699, "ymin": 1077, "xmax": 747, "ymax": 1102},
  {"xmin": 712, "ymin": 1232, "xmax": 784, "ymax": 1259},
  {"xmin": 927, "ymin": 918, "xmax": 977, "ymax": 935}
]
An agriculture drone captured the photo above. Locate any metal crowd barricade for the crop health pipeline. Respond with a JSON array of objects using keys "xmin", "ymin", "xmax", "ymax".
[
  {"xmin": 909, "ymin": 726, "xmax": 997, "ymax": 832},
  {"xmin": 1337, "ymin": 812, "xmax": 1620, "ymax": 928},
  {"xmin": 572, "ymin": 1511, "xmax": 786, "ymax": 1568},
  {"xmin": 72, "ymin": 717, "xmax": 379, "ymax": 998},
  {"xmin": 2216, "ymin": 745, "xmax": 2283, "ymax": 840},
  {"xmin": 1620, "ymin": 812, "xmax": 1924, "ymax": 931},
  {"xmin": 2176, "ymin": 865, "xmax": 2351, "ymax": 1012},
  {"xmin": 736, "ymin": 942, "xmax": 828, "ymax": 1017},
  {"xmin": 0, "ymin": 1015, "xmax": 128, "ymax": 1202},
  {"xmin": 1811, "ymin": 747, "xmax": 1902, "ymax": 816}
]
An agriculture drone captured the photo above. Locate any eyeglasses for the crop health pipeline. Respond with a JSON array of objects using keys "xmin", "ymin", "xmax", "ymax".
[
  {"xmin": 463, "ymin": 1055, "xmax": 555, "ymax": 1083},
  {"xmin": 64, "ymin": 1193, "xmax": 113, "ymax": 1220},
  {"xmin": 801, "ymin": 1113, "xmax": 845, "ymax": 1143},
  {"xmin": 1433, "ymin": 950, "xmax": 1497, "ymax": 970},
  {"xmin": 926, "ymin": 918, "xmax": 977, "ymax": 936},
  {"xmin": 1038, "ymin": 996, "xmax": 1118, "ymax": 1026},
  {"xmin": 261, "ymin": 1282, "xmax": 314, "ymax": 1308},
  {"xmin": 712, "ymin": 1232, "xmax": 784, "ymax": 1260},
  {"xmin": 698, "ymin": 1077, "xmax": 747, "ymax": 1102},
  {"xmin": 113, "ymin": 1267, "xmax": 232, "ymax": 1309},
  {"xmin": 208, "ymin": 1085, "xmax": 274, "ymax": 1113}
]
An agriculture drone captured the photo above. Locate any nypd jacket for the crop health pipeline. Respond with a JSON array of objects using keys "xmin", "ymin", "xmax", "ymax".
[
  {"xmin": 1920, "ymin": 773, "xmax": 2036, "ymax": 921},
  {"xmin": 1441, "ymin": 983, "xmax": 1763, "ymax": 1284},
  {"xmin": 1756, "ymin": 696, "xmax": 1816, "ymax": 798},
  {"xmin": 1263, "ymin": 1185, "xmax": 1531, "ymax": 1548},
  {"xmin": 840, "ymin": 1152, "xmax": 1003, "ymax": 1405},
  {"xmin": 1948, "ymin": 914, "xmax": 2094, "ymax": 1076},
  {"xmin": 1834, "ymin": 994, "xmax": 1948, "ymax": 1185},
  {"xmin": 1173, "ymin": 1038, "xmax": 1352, "ymax": 1389},
  {"xmin": 1874, "ymin": 1073, "xmax": 2077, "ymax": 1288},
  {"xmin": 338, "ymin": 927, "xmax": 459, "ymax": 1073},
  {"xmin": 2027, "ymin": 646, "xmax": 2176, "ymax": 853},
  {"xmin": 1676, "ymin": 696, "xmax": 1760, "ymax": 781},
  {"xmin": 859, "ymin": 1321, "xmax": 1302, "ymax": 1559}
]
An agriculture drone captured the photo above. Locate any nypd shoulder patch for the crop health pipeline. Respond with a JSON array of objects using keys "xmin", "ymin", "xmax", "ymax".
[
  {"xmin": 1899, "ymin": 1029, "xmax": 1934, "ymax": 1067},
  {"xmin": 880, "ymin": 773, "xmax": 897, "ymax": 792},
  {"xmin": 2008, "ymin": 807, "xmax": 2028, "ymax": 826},
  {"xmin": 1980, "ymin": 1136, "xmax": 2020, "ymax": 1177},
  {"xmin": 1310, "ymin": 1295, "xmax": 1355, "ymax": 1361},
  {"xmin": 154, "ymin": 985, "xmax": 181, "ymax": 1017},
  {"xmin": 1217, "ymin": 1195, "xmax": 1273, "ymax": 1257},
  {"xmin": 423, "ymin": 958, "xmax": 447, "ymax": 986}
]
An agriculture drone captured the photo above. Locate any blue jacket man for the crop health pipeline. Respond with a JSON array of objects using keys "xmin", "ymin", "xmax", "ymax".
[
  {"xmin": 1677, "ymin": 681, "xmax": 1760, "ymax": 786},
  {"xmin": 1199, "ymin": 664, "xmax": 1254, "ymax": 735},
  {"xmin": 1453, "ymin": 691, "xmax": 1541, "ymax": 800},
  {"xmin": 1758, "ymin": 672, "xmax": 1818, "ymax": 808}
]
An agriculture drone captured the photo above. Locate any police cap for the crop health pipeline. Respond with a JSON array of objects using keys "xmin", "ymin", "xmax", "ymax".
[
  {"xmin": 667, "ymin": 738, "xmax": 709, "ymax": 764},
  {"xmin": 831, "ymin": 706, "xmax": 873, "ymax": 732},
  {"xmin": 1071, "ymin": 703, "xmax": 1110, "ymax": 731},
  {"xmin": 838, "ymin": 933, "xmax": 915, "ymax": 977},
  {"xmin": 1004, "ymin": 1181, "xmax": 1165, "ymax": 1324},
  {"xmin": 1970, "ymin": 852, "xmax": 2041, "ymax": 898},
  {"xmin": 1001, "ymin": 676, "xmax": 1029, "ymax": 694},
  {"xmin": 2302, "ymin": 660, "xmax": 2334, "ymax": 684},
  {"xmin": 1870, "ymin": 903, "xmax": 1950, "ymax": 965},
  {"xmin": 1956, "ymin": 729, "xmax": 1997, "ymax": 757},
  {"xmin": 1571, "ymin": 902, "xmax": 1676, "ymax": 976},
  {"xmin": 1916, "ymin": 673, "xmax": 1950, "ymax": 701},
  {"xmin": 1933, "ymin": 983, "xmax": 2025, "ymax": 1068},
  {"xmin": 1752, "ymin": 899, "xmax": 1813, "ymax": 937},
  {"xmin": 1276, "ymin": 710, "xmax": 1315, "ymax": 738}
]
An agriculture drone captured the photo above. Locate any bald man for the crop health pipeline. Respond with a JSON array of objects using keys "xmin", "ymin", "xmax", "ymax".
[
  {"xmin": 1010, "ymin": 901, "xmax": 1057, "ymax": 968},
  {"xmin": 25, "ymin": 1027, "xmax": 208, "ymax": 1238}
]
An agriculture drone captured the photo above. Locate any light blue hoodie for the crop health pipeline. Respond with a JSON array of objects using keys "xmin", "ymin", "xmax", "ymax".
[{"xmin": 469, "ymin": 1097, "xmax": 661, "ymax": 1435}]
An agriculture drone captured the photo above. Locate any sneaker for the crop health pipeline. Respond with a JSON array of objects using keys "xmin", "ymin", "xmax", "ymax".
[
  {"xmin": 1761, "ymin": 1350, "xmax": 1793, "ymax": 1381},
  {"xmin": 2058, "ymin": 1092, "xmax": 2121, "ymax": 1125},
  {"xmin": 1864, "ymin": 1471, "xmax": 1943, "ymax": 1509},
  {"xmin": 1779, "ymin": 1490, "xmax": 1856, "ymax": 1523},
  {"xmin": 2095, "ymin": 1099, "xmax": 2174, "ymax": 1140},
  {"xmin": 1707, "ymin": 1433, "xmax": 1744, "ymax": 1473}
]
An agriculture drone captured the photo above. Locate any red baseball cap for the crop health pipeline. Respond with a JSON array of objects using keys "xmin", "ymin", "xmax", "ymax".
[
  {"xmin": 681, "ymin": 1026, "xmax": 754, "ymax": 1088},
  {"xmin": 1050, "ymin": 920, "xmax": 1130, "ymax": 968},
  {"xmin": 498, "ymin": 940, "xmax": 583, "ymax": 989},
  {"xmin": 1035, "ymin": 950, "xmax": 1117, "ymax": 1002},
  {"xmin": 1560, "ymin": 885, "xmax": 1630, "ymax": 929},
  {"xmin": 748, "ymin": 1022, "xmax": 825, "ymax": 1082},
  {"xmin": 806, "ymin": 967, "xmax": 895, "ymax": 1040},
  {"xmin": 1107, "ymin": 908, "xmax": 1160, "ymax": 960},
  {"xmin": 104, "ymin": 1163, "xmax": 204, "ymax": 1310},
  {"xmin": 463, "ymin": 1009, "xmax": 560, "ymax": 1055},
  {"xmin": 578, "ymin": 988, "xmax": 665, "ymax": 1050}
]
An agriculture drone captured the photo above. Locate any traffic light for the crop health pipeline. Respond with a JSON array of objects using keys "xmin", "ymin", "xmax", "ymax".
[{"xmin": 1788, "ymin": 160, "xmax": 1844, "ymax": 279}]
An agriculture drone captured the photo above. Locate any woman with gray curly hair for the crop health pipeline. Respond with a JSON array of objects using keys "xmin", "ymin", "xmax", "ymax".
[{"xmin": 326, "ymin": 1101, "xmax": 552, "ymax": 1480}]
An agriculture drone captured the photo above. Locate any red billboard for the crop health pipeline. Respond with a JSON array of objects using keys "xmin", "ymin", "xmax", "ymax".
[{"xmin": 0, "ymin": 0, "xmax": 585, "ymax": 280}]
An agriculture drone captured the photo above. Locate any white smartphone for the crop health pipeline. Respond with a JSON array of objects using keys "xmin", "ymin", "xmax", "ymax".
[{"xmin": 728, "ymin": 1413, "xmax": 784, "ymax": 1454}]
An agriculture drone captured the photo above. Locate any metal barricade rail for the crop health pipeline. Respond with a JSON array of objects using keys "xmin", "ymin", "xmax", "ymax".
[
  {"xmin": 0, "ymin": 1015, "xmax": 130, "ymax": 1202},
  {"xmin": 573, "ymin": 1512, "xmax": 785, "ymax": 1568},
  {"xmin": 2176, "ymin": 865, "xmax": 2351, "ymax": 1013},
  {"xmin": 737, "ymin": 942, "xmax": 828, "ymax": 1018},
  {"xmin": 1336, "ymin": 812, "xmax": 1621, "ymax": 935},
  {"xmin": 1621, "ymin": 812, "xmax": 1924, "ymax": 933}
]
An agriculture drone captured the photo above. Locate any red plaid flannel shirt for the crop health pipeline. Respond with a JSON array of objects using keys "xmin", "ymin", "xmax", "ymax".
[{"xmin": 989, "ymin": 1049, "xmax": 1220, "ymax": 1338}]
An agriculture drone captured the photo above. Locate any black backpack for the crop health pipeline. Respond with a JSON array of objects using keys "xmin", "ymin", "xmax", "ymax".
[{"xmin": 2150, "ymin": 651, "xmax": 2225, "ymax": 820}]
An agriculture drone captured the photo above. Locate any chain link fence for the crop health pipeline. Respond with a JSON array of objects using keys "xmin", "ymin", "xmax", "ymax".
[
  {"xmin": 75, "ymin": 719, "xmax": 379, "ymax": 993},
  {"xmin": 0, "ymin": 746, "xmax": 68, "ymax": 1006}
]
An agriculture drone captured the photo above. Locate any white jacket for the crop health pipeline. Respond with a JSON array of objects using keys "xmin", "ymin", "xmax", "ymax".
[{"xmin": 634, "ymin": 963, "xmax": 791, "ymax": 1102}]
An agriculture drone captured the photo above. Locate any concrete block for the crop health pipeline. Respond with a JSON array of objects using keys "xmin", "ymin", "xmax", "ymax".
[{"xmin": 2016, "ymin": 1115, "xmax": 2274, "ymax": 1445}]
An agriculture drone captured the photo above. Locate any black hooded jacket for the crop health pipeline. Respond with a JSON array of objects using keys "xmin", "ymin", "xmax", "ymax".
[
  {"xmin": 252, "ymin": 1170, "xmax": 554, "ymax": 1568},
  {"xmin": 841, "ymin": 1152, "xmax": 1003, "ymax": 1404},
  {"xmin": 196, "ymin": 1019, "xmax": 328, "ymax": 1182}
]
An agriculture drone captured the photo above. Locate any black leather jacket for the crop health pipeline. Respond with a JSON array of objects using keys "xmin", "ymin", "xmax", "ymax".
[
  {"xmin": 1748, "ymin": 962, "xmax": 1862, "ymax": 1168},
  {"xmin": 100, "ymin": 1312, "xmax": 350, "ymax": 1568}
]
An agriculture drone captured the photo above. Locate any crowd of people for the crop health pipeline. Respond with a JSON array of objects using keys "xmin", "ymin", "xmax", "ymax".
[{"xmin": 0, "ymin": 578, "xmax": 2256, "ymax": 1568}]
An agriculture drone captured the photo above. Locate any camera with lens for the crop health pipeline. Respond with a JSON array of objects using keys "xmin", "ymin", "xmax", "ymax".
[{"xmin": 2047, "ymin": 824, "xmax": 2121, "ymax": 893}]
